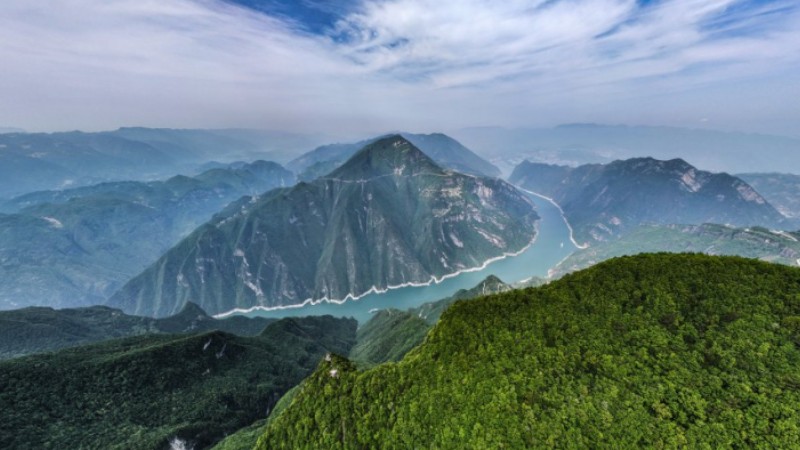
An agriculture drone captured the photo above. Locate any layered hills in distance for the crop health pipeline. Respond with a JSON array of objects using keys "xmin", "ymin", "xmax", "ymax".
[
  {"xmin": 455, "ymin": 124, "xmax": 800, "ymax": 175},
  {"xmin": 288, "ymin": 132, "xmax": 501, "ymax": 180},
  {"xmin": 0, "ymin": 161, "xmax": 293, "ymax": 310},
  {"xmin": 0, "ymin": 128, "xmax": 317, "ymax": 198},
  {"xmin": 110, "ymin": 135, "xmax": 539, "ymax": 317},
  {"xmin": 0, "ymin": 301, "xmax": 275, "ymax": 360},
  {"xmin": 510, "ymin": 157, "xmax": 784, "ymax": 244}
]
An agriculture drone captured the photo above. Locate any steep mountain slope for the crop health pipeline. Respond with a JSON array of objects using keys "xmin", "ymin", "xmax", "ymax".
[
  {"xmin": 412, "ymin": 274, "xmax": 512, "ymax": 324},
  {"xmin": 0, "ymin": 315, "xmax": 356, "ymax": 450},
  {"xmin": 110, "ymin": 135, "xmax": 538, "ymax": 317},
  {"xmin": 287, "ymin": 132, "xmax": 501, "ymax": 178},
  {"xmin": 510, "ymin": 158, "xmax": 784, "ymax": 244},
  {"xmin": 738, "ymin": 173, "xmax": 800, "ymax": 220},
  {"xmin": 350, "ymin": 275, "xmax": 512, "ymax": 366},
  {"xmin": 257, "ymin": 254, "xmax": 800, "ymax": 449},
  {"xmin": 549, "ymin": 224, "xmax": 800, "ymax": 278},
  {"xmin": 349, "ymin": 310, "xmax": 431, "ymax": 367},
  {"xmin": 0, "ymin": 161, "xmax": 292, "ymax": 309},
  {"xmin": 0, "ymin": 302, "xmax": 275, "ymax": 360}
]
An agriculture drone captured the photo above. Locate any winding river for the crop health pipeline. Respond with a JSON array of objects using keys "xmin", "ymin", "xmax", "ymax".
[{"xmin": 242, "ymin": 192, "xmax": 577, "ymax": 325}]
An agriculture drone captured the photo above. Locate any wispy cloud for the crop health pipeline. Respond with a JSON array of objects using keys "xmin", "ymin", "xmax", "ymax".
[{"xmin": 0, "ymin": 0, "xmax": 798, "ymax": 136}]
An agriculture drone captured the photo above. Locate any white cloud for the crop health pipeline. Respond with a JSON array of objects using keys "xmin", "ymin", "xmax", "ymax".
[{"xmin": 0, "ymin": 0, "xmax": 798, "ymax": 137}]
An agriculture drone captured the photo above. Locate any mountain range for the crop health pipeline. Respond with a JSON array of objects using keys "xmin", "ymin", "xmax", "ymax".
[
  {"xmin": 0, "ymin": 128, "xmax": 317, "ymax": 198},
  {"xmin": 454, "ymin": 124, "xmax": 800, "ymax": 175},
  {"xmin": 510, "ymin": 157, "xmax": 784, "ymax": 244},
  {"xmin": 109, "ymin": 135, "xmax": 539, "ymax": 317},
  {"xmin": 0, "ymin": 160, "xmax": 293, "ymax": 309}
]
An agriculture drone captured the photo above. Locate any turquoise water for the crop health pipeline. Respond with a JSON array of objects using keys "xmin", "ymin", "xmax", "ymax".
[{"xmin": 244, "ymin": 193, "xmax": 576, "ymax": 325}]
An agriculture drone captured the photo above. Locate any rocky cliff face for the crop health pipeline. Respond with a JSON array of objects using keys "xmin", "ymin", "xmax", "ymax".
[
  {"xmin": 510, "ymin": 157, "xmax": 784, "ymax": 244},
  {"xmin": 110, "ymin": 135, "xmax": 538, "ymax": 317}
]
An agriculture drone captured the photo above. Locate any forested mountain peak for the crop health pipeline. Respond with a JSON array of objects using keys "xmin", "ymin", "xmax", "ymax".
[{"xmin": 257, "ymin": 253, "xmax": 800, "ymax": 448}]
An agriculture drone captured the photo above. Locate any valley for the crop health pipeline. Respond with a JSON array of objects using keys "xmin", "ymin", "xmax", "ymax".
[
  {"xmin": 4, "ymin": 2, "xmax": 800, "ymax": 448},
  {"xmin": 1, "ymin": 128, "xmax": 800, "ymax": 450},
  {"xmin": 233, "ymin": 189, "xmax": 576, "ymax": 325}
]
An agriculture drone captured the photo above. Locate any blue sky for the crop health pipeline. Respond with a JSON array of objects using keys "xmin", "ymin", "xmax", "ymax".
[{"xmin": 0, "ymin": 0, "xmax": 798, "ymax": 137}]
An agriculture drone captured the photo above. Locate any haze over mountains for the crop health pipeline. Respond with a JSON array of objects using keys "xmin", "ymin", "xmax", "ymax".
[
  {"xmin": 0, "ymin": 161, "xmax": 293, "ymax": 309},
  {"xmin": 455, "ymin": 124, "xmax": 800, "ymax": 176},
  {"xmin": 4, "ymin": 0, "xmax": 800, "ymax": 447},
  {"xmin": 0, "ymin": 128, "xmax": 320, "ymax": 199},
  {"xmin": 0, "ymin": 125, "xmax": 796, "ymax": 314},
  {"xmin": 288, "ymin": 132, "xmax": 501, "ymax": 180},
  {"xmin": 109, "ymin": 135, "xmax": 538, "ymax": 317},
  {"xmin": 737, "ymin": 173, "xmax": 800, "ymax": 220},
  {"xmin": 1, "ymin": 124, "xmax": 799, "ymax": 449}
]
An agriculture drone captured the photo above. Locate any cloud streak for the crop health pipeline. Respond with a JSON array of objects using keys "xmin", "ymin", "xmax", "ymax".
[{"xmin": 0, "ymin": 0, "xmax": 798, "ymax": 136}]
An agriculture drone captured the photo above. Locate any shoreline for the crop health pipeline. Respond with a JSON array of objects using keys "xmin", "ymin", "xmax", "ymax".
[
  {"xmin": 214, "ymin": 226, "xmax": 540, "ymax": 318},
  {"xmin": 513, "ymin": 186, "xmax": 589, "ymax": 250}
]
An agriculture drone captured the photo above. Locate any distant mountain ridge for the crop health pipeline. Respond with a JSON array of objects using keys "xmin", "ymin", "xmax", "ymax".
[
  {"xmin": 510, "ymin": 157, "xmax": 784, "ymax": 244},
  {"xmin": 0, "ymin": 128, "xmax": 318, "ymax": 198},
  {"xmin": 288, "ymin": 132, "xmax": 501, "ymax": 179},
  {"xmin": 0, "ymin": 302, "xmax": 275, "ymax": 360},
  {"xmin": 0, "ymin": 160, "xmax": 293, "ymax": 310},
  {"xmin": 454, "ymin": 124, "xmax": 800, "ymax": 175},
  {"xmin": 110, "ymin": 135, "xmax": 538, "ymax": 317}
]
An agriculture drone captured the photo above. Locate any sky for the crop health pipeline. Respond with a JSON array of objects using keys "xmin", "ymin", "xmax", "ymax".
[{"xmin": 0, "ymin": 0, "xmax": 798, "ymax": 138}]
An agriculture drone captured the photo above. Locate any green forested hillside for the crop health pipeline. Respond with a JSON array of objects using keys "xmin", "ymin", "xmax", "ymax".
[
  {"xmin": 210, "ymin": 386, "xmax": 301, "ymax": 450},
  {"xmin": 0, "ymin": 315, "xmax": 356, "ymax": 450},
  {"xmin": 350, "ymin": 275, "xmax": 512, "ymax": 367},
  {"xmin": 349, "ymin": 309, "xmax": 430, "ymax": 366},
  {"xmin": 257, "ymin": 254, "xmax": 800, "ymax": 449}
]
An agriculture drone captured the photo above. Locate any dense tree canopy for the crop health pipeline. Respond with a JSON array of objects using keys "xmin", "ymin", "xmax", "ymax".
[
  {"xmin": 257, "ymin": 253, "xmax": 800, "ymax": 449},
  {"xmin": 0, "ymin": 316, "xmax": 356, "ymax": 450}
]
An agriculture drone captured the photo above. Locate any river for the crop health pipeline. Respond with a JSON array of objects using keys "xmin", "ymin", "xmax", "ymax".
[{"xmin": 242, "ymin": 192, "xmax": 577, "ymax": 325}]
